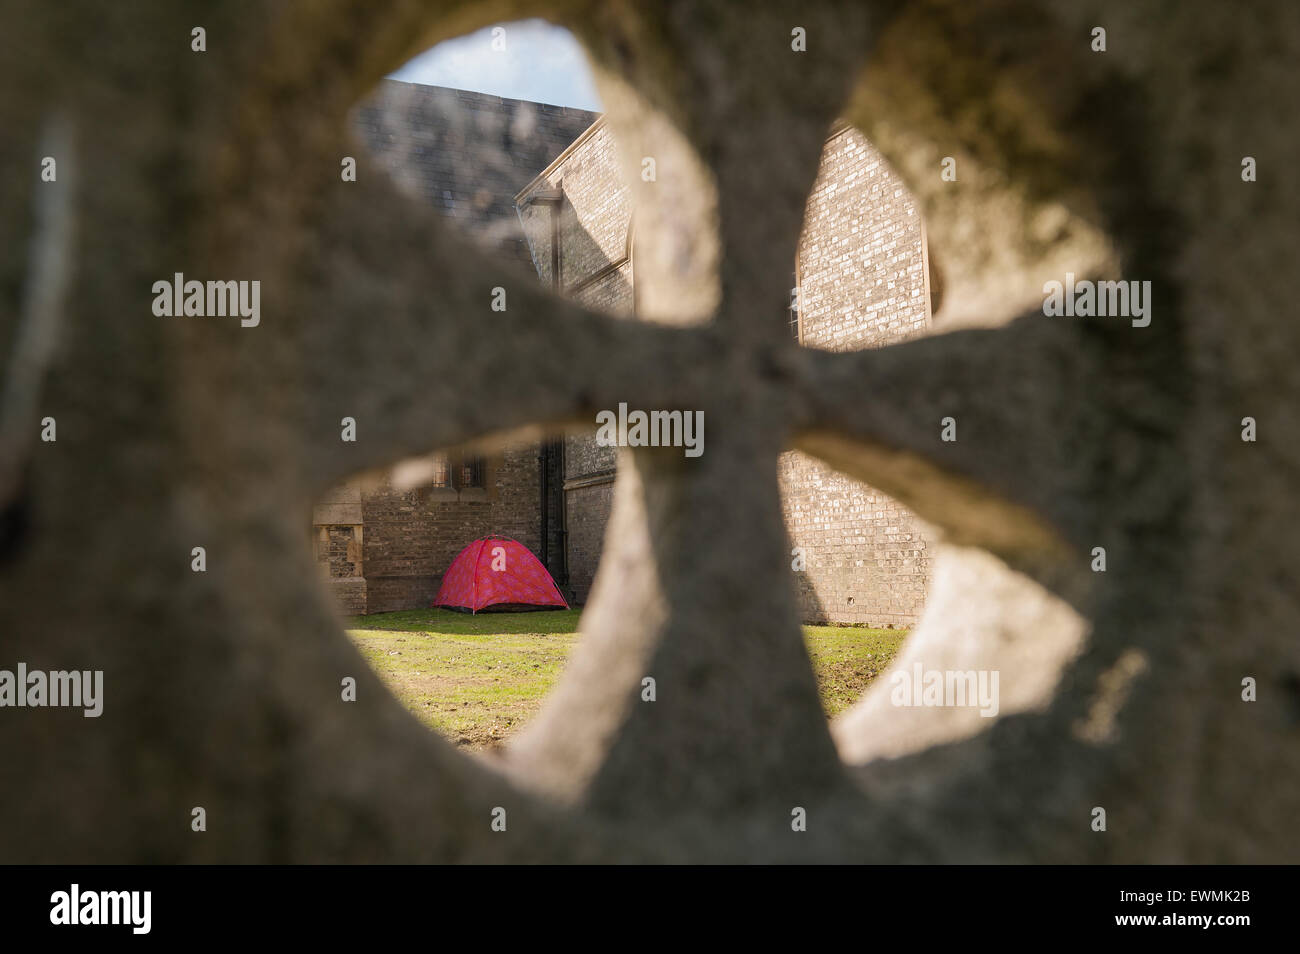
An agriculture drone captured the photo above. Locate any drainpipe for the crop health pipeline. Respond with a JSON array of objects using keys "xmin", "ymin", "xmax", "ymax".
[
  {"xmin": 555, "ymin": 438, "xmax": 568, "ymax": 587},
  {"xmin": 539, "ymin": 441, "xmax": 549, "ymax": 571}
]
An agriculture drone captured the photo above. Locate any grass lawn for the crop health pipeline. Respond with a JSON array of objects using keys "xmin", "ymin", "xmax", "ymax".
[{"xmin": 347, "ymin": 608, "xmax": 907, "ymax": 750}]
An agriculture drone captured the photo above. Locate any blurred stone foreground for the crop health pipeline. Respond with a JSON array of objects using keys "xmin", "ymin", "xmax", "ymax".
[{"xmin": 0, "ymin": 0, "xmax": 1295, "ymax": 862}]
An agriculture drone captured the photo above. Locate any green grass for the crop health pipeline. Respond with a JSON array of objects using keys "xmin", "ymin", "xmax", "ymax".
[
  {"xmin": 346, "ymin": 608, "xmax": 906, "ymax": 750},
  {"xmin": 802, "ymin": 623, "xmax": 907, "ymax": 717}
]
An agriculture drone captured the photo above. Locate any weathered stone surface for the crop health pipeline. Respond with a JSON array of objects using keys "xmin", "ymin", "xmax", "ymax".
[{"xmin": 1, "ymin": 0, "xmax": 1295, "ymax": 863}]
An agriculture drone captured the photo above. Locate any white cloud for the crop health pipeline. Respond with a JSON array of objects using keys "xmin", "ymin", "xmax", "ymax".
[{"xmin": 389, "ymin": 19, "xmax": 603, "ymax": 111}]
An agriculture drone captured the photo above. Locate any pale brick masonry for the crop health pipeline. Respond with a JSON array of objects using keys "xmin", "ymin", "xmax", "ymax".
[{"xmin": 782, "ymin": 124, "xmax": 935, "ymax": 626}]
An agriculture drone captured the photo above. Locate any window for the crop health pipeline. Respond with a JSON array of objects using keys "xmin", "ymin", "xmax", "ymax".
[
  {"xmin": 428, "ymin": 451, "xmax": 485, "ymax": 490},
  {"xmin": 457, "ymin": 455, "xmax": 485, "ymax": 489},
  {"xmin": 428, "ymin": 453, "xmax": 451, "ymax": 489}
]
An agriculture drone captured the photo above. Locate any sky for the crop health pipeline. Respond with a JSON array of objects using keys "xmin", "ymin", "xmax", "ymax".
[{"xmin": 390, "ymin": 19, "xmax": 603, "ymax": 111}]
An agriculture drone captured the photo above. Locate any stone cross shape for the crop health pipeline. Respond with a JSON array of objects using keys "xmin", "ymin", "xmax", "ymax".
[{"xmin": 1, "ymin": 0, "xmax": 1294, "ymax": 862}]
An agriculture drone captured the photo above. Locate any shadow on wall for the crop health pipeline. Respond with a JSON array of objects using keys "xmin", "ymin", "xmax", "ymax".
[
  {"xmin": 517, "ymin": 190, "xmax": 636, "ymax": 317},
  {"xmin": 790, "ymin": 565, "xmax": 830, "ymax": 624},
  {"xmin": 557, "ymin": 194, "xmax": 633, "ymax": 310}
]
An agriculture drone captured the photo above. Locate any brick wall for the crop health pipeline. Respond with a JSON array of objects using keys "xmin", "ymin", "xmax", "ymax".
[
  {"xmin": 361, "ymin": 442, "xmax": 542, "ymax": 614},
  {"xmin": 312, "ymin": 483, "xmax": 367, "ymax": 614},
  {"xmin": 796, "ymin": 124, "xmax": 931, "ymax": 351},
  {"xmin": 783, "ymin": 125, "xmax": 933, "ymax": 626},
  {"xmin": 560, "ymin": 437, "xmax": 618, "ymax": 608},
  {"xmin": 518, "ymin": 122, "xmax": 633, "ymax": 299},
  {"xmin": 564, "ymin": 481, "xmax": 614, "ymax": 604},
  {"xmin": 314, "ymin": 442, "xmax": 543, "ymax": 615},
  {"xmin": 519, "ymin": 123, "xmax": 634, "ymax": 602}
]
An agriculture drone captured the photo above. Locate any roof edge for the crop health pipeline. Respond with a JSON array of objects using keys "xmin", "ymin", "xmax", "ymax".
[
  {"xmin": 376, "ymin": 77, "xmax": 601, "ymax": 117},
  {"xmin": 515, "ymin": 114, "xmax": 608, "ymax": 204}
]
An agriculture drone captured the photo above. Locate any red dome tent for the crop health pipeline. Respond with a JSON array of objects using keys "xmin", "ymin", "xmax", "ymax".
[{"xmin": 433, "ymin": 537, "xmax": 569, "ymax": 613}]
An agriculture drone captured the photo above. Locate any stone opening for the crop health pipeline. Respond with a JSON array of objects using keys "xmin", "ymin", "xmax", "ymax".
[
  {"xmin": 5, "ymin": 0, "xmax": 1285, "ymax": 863},
  {"xmin": 315, "ymin": 21, "xmax": 949, "ymax": 751}
]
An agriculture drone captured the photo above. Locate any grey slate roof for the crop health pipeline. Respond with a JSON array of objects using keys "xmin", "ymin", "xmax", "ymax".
[{"xmin": 351, "ymin": 80, "xmax": 600, "ymax": 269}]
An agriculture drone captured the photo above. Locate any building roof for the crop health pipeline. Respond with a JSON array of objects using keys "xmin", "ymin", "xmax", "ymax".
[
  {"xmin": 516, "ymin": 115, "xmax": 611, "ymax": 204},
  {"xmin": 351, "ymin": 80, "xmax": 601, "ymax": 268}
]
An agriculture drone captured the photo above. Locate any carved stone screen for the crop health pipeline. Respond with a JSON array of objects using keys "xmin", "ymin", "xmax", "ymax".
[{"xmin": 0, "ymin": 0, "xmax": 1295, "ymax": 873}]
